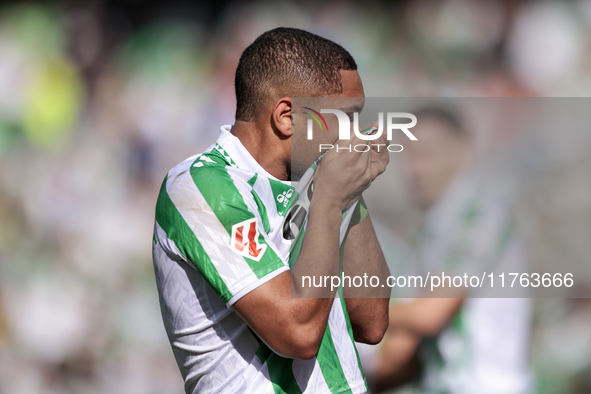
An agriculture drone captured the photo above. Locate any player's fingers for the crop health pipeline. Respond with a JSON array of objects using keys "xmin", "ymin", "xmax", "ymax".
[
  {"xmin": 357, "ymin": 143, "xmax": 372, "ymax": 170},
  {"xmin": 369, "ymin": 120, "xmax": 386, "ymax": 131},
  {"xmin": 321, "ymin": 144, "xmax": 338, "ymax": 161},
  {"xmin": 368, "ymin": 121, "xmax": 389, "ymax": 145},
  {"xmin": 334, "ymin": 133, "xmax": 354, "ymax": 155},
  {"xmin": 362, "ymin": 150, "xmax": 373, "ymax": 188},
  {"xmin": 349, "ymin": 133, "xmax": 370, "ymax": 155},
  {"xmin": 361, "ymin": 121, "xmax": 380, "ymax": 137}
]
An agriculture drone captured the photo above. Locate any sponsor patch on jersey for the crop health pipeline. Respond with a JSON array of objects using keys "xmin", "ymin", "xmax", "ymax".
[{"xmin": 230, "ymin": 218, "xmax": 267, "ymax": 261}]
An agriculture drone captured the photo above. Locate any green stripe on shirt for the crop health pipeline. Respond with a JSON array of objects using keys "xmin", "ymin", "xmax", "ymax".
[
  {"xmin": 317, "ymin": 324, "xmax": 354, "ymax": 393},
  {"xmin": 155, "ymin": 176, "xmax": 232, "ymax": 302},
  {"xmin": 189, "ymin": 153, "xmax": 285, "ymax": 280}
]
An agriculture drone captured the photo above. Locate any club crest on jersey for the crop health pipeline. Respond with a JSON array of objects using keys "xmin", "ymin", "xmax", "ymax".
[
  {"xmin": 276, "ymin": 189, "xmax": 294, "ymax": 208},
  {"xmin": 231, "ymin": 218, "xmax": 267, "ymax": 261},
  {"xmin": 282, "ymin": 181, "xmax": 313, "ymax": 243}
]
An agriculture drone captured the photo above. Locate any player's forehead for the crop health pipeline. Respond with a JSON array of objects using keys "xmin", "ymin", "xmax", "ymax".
[
  {"xmin": 328, "ymin": 70, "xmax": 365, "ymax": 113},
  {"xmin": 293, "ymin": 70, "xmax": 364, "ymax": 113},
  {"xmin": 324, "ymin": 70, "xmax": 365, "ymax": 113},
  {"xmin": 327, "ymin": 69, "xmax": 364, "ymax": 100},
  {"xmin": 337, "ymin": 70, "xmax": 364, "ymax": 96}
]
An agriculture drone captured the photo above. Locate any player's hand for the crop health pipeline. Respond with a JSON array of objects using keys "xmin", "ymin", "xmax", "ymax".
[
  {"xmin": 367, "ymin": 121, "xmax": 390, "ymax": 181},
  {"xmin": 313, "ymin": 133, "xmax": 372, "ymax": 212}
]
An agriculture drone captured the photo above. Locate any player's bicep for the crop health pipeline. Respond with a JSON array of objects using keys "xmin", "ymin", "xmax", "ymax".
[
  {"xmin": 231, "ymin": 271, "xmax": 320, "ymax": 359},
  {"xmin": 231, "ymin": 271, "xmax": 291, "ymax": 335}
]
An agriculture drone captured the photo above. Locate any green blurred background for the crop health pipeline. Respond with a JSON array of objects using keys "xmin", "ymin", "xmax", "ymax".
[{"xmin": 1, "ymin": 1, "xmax": 591, "ymax": 393}]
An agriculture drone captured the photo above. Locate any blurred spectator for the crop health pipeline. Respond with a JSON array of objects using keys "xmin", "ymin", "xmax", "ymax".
[
  {"xmin": 365, "ymin": 107, "xmax": 532, "ymax": 394},
  {"xmin": 0, "ymin": 1, "xmax": 590, "ymax": 393}
]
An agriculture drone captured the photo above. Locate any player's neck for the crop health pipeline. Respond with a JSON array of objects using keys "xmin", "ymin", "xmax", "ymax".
[{"xmin": 232, "ymin": 121, "xmax": 290, "ymax": 181}]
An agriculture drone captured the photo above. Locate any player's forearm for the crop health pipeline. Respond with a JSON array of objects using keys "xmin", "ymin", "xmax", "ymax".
[
  {"xmin": 343, "ymin": 215, "xmax": 390, "ymax": 343},
  {"xmin": 348, "ymin": 298, "xmax": 389, "ymax": 344},
  {"xmin": 290, "ymin": 198, "xmax": 344, "ymax": 313},
  {"xmin": 234, "ymin": 141, "xmax": 376, "ymax": 359},
  {"xmin": 258, "ymin": 199, "xmax": 351, "ymax": 359},
  {"xmin": 346, "ymin": 286, "xmax": 390, "ymax": 344}
]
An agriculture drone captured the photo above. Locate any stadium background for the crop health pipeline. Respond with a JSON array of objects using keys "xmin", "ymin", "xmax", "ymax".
[{"xmin": 0, "ymin": 0, "xmax": 590, "ymax": 393}]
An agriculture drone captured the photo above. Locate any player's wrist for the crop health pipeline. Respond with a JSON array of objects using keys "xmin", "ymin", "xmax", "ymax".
[
  {"xmin": 309, "ymin": 197, "xmax": 344, "ymax": 219},
  {"xmin": 311, "ymin": 183, "xmax": 360, "ymax": 213}
]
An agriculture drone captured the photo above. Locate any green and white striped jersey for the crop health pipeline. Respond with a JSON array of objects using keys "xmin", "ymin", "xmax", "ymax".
[{"xmin": 153, "ymin": 125, "xmax": 368, "ymax": 394}]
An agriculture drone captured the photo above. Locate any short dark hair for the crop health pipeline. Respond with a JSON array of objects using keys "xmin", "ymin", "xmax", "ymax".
[{"xmin": 234, "ymin": 27, "xmax": 358, "ymax": 121}]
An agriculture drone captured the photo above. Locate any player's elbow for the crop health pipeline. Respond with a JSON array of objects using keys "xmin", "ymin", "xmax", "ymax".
[
  {"xmin": 290, "ymin": 326, "xmax": 323, "ymax": 360},
  {"xmin": 293, "ymin": 340, "xmax": 321, "ymax": 360},
  {"xmin": 355, "ymin": 317, "xmax": 388, "ymax": 345},
  {"xmin": 365, "ymin": 324, "xmax": 388, "ymax": 345},
  {"xmin": 353, "ymin": 314, "xmax": 389, "ymax": 345},
  {"xmin": 269, "ymin": 325, "xmax": 323, "ymax": 360}
]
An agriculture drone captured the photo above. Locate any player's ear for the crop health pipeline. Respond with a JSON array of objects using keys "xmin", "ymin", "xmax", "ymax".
[{"xmin": 272, "ymin": 97, "xmax": 292, "ymax": 137}]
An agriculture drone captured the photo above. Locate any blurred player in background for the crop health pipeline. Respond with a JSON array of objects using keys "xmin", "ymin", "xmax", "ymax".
[
  {"xmin": 367, "ymin": 107, "xmax": 532, "ymax": 394},
  {"xmin": 0, "ymin": 294, "xmax": 8, "ymax": 346},
  {"xmin": 152, "ymin": 27, "xmax": 390, "ymax": 394}
]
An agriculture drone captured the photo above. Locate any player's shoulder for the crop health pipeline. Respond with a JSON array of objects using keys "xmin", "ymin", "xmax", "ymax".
[
  {"xmin": 157, "ymin": 144, "xmax": 257, "ymax": 214},
  {"xmin": 189, "ymin": 147, "xmax": 240, "ymax": 186},
  {"xmin": 162, "ymin": 145, "xmax": 236, "ymax": 188}
]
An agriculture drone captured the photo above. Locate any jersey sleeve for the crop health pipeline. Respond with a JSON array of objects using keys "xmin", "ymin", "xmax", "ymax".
[
  {"xmin": 155, "ymin": 162, "xmax": 289, "ymax": 307},
  {"xmin": 350, "ymin": 195, "xmax": 368, "ymax": 226}
]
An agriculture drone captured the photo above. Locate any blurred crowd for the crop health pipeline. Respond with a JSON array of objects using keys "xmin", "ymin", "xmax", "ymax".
[{"xmin": 1, "ymin": 0, "xmax": 591, "ymax": 393}]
